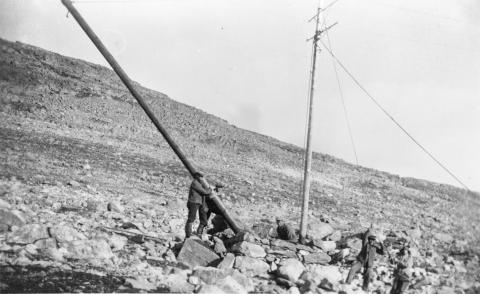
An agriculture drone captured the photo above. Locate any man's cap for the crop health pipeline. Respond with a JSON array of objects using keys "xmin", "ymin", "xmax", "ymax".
[
  {"xmin": 368, "ymin": 235, "xmax": 377, "ymax": 240},
  {"xmin": 215, "ymin": 183, "xmax": 225, "ymax": 189}
]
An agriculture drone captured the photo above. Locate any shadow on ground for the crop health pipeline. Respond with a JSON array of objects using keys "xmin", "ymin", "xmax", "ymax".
[{"xmin": 0, "ymin": 265, "xmax": 126, "ymax": 293}]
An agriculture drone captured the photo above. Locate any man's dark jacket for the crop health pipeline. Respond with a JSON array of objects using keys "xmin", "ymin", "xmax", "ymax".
[
  {"xmin": 188, "ymin": 179, "xmax": 212, "ymax": 205},
  {"xmin": 357, "ymin": 229, "xmax": 385, "ymax": 267}
]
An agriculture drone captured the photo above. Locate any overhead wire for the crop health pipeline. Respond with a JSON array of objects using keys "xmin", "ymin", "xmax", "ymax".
[
  {"xmin": 319, "ymin": 39, "xmax": 471, "ymax": 191},
  {"xmin": 322, "ymin": 16, "xmax": 359, "ymax": 165}
]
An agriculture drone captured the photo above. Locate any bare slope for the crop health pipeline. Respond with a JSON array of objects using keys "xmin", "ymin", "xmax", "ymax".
[{"xmin": 0, "ymin": 38, "xmax": 479, "ymax": 291}]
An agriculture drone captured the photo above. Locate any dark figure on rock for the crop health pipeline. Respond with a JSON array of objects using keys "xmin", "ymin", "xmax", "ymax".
[
  {"xmin": 390, "ymin": 242, "xmax": 413, "ymax": 294},
  {"xmin": 276, "ymin": 217, "xmax": 297, "ymax": 241},
  {"xmin": 185, "ymin": 172, "xmax": 211, "ymax": 238},
  {"xmin": 346, "ymin": 227, "xmax": 385, "ymax": 291}
]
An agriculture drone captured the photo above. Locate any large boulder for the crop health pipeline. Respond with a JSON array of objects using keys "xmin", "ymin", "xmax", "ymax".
[
  {"xmin": 193, "ymin": 267, "xmax": 232, "ymax": 284},
  {"xmin": 0, "ymin": 209, "xmax": 26, "ymax": 232},
  {"xmin": 303, "ymin": 252, "xmax": 331, "ymax": 265},
  {"xmin": 314, "ymin": 240, "xmax": 336, "ymax": 252},
  {"xmin": 308, "ymin": 222, "xmax": 334, "ymax": 240},
  {"xmin": 231, "ymin": 270, "xmax": 254, "ymax": 292},
  {"xmin": 213, "ymin": 276, "xmax": 247, "ymax": 294},
  {"xmin": 193, "ymin": 267, "xmax": 250, "ymax": 294},
  {"xmin": 164, "ymin": 270, "xmax": 195, "ymax": 293},
  {"xmin": 277, "ymin": 258, "xmax": 306, "ymax": 282},
  {"xmin": 7, "ymin": 224, "xmax": 49, "ymax": 244},
  {"xmin": 177, "ymin": 238, "xmax": 219, "ymax": 268},
  {"xmin": 231, "ymin": 241, "xmax": 266, "ymax": 258},
  {"xmin": 49, "ymin": 225, "xmax": 86, "ymax": 243},
  {"xmin": 301, "ymin": 265, "xmax": 343, "ymax": 285},
  {"xmin": 198, "ymin": 285, "xmax": 224, "ymax": 294},
  {"xmin": 0, "ymin": 199, "xmax": 11, "ymax": 209},
  {"xmin": 234, "ymin": 256, "xmax": 269, "ymax": 275}
]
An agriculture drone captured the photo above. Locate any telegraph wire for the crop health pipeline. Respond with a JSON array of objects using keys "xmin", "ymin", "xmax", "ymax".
[
  {"xmin": 319, "ymin": 39, "xmax": 471, "ymax": 191},
  {"xmin": 322, "ymin": 17, "xmax": 359, "ymax": 165}
]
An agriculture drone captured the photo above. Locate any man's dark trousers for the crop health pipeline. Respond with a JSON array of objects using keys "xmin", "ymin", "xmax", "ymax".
[{"xmin": 185, "ymin": 202, "xmax": 208, "ymax": 237}]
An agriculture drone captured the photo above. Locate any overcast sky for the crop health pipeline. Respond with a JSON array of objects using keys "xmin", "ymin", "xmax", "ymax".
[{"xmin": 1, "ymin": 0, "xmax": 479, "ymax": 192}]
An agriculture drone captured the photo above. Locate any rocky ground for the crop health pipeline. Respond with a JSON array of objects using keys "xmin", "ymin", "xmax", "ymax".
[{"xmin": 0, "ymin": 38, "xmax": 479, "ymax": 293}]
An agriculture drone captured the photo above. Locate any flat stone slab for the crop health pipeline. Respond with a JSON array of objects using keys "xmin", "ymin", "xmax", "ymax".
[
  {"xmin": 7, "ymin": 224, "xmax": 49, "ymax": 244},
  {"xmin": 303, "ymin": 252, "xmax": 331, "ymax": 265},
  {"xmin": 270, "ymin": 239, "xmax": 297, "ymax": 251},
  {"xmin": 177, "ymin": 238, "xmax": 219, "ymax": 268}
]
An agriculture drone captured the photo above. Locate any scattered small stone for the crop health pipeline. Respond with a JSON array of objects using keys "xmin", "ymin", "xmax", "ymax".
[
  {"xmin": 109, "ymin": 234, "xmax": 128, "ymax": 251},
  {"xmin": 328, "ymin": 230, "xmax": 342, "ymax": 242},
  {"xmin": 435, "ymin": 233, "xmax": 454, "ymax": 243},
  {"xmin": 107, "ymin": 201, "xmax": 124, "ymax": 213},
  {"xmin": 68, "ymin": 180, "xmax": 81, "ymax": 187}
]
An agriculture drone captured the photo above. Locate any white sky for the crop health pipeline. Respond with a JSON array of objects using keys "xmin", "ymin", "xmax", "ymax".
[{"xmin": 1, "ymin": 0, "xmax": 479, "ymax": 191}]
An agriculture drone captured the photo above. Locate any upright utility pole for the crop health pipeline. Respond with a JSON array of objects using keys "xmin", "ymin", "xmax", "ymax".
[{"xmin": 299, "ymin": 2, "xmax": 323, "ymax": 244}]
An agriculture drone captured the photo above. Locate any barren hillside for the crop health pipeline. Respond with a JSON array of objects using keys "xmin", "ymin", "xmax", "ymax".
[{"xmin": 0, "ymin": 38, "xmax": 479, "ymax": 293}]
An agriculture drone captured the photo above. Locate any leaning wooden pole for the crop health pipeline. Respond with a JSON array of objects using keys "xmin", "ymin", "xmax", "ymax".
[
  {"xmin": 61, "ymin": 0, "xmax": 241, "ymax": 234},
  {"xmin": 299, "ymin": 3, "xmax": 323, "ymax": 244}
]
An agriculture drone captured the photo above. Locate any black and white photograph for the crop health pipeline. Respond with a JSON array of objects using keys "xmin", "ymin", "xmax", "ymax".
[{"xmin": 0, "ymin": 0, "xmax": 479, "ymax": 293}]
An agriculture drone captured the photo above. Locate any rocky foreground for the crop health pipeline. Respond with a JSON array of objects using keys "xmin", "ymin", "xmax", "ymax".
[
  {"xmin": 0, "ymin": 38, "xmax": 479, "ymax": 293},
  {"xmin": 0, "ymin": 179, "xmax": 478, "ymax": 293}
]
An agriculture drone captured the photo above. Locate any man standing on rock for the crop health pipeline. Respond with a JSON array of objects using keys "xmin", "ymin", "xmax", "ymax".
[
  {"xmin": 185, "ymin": 172, "xmax": 212, "ymax": 238},
  {"xmin": 390, "ymin": 242, "xmax": 413, "ymax": 294},
  {"xmin": 346, "ymin": 228, "xmax": 385, "ymax": 291}
]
